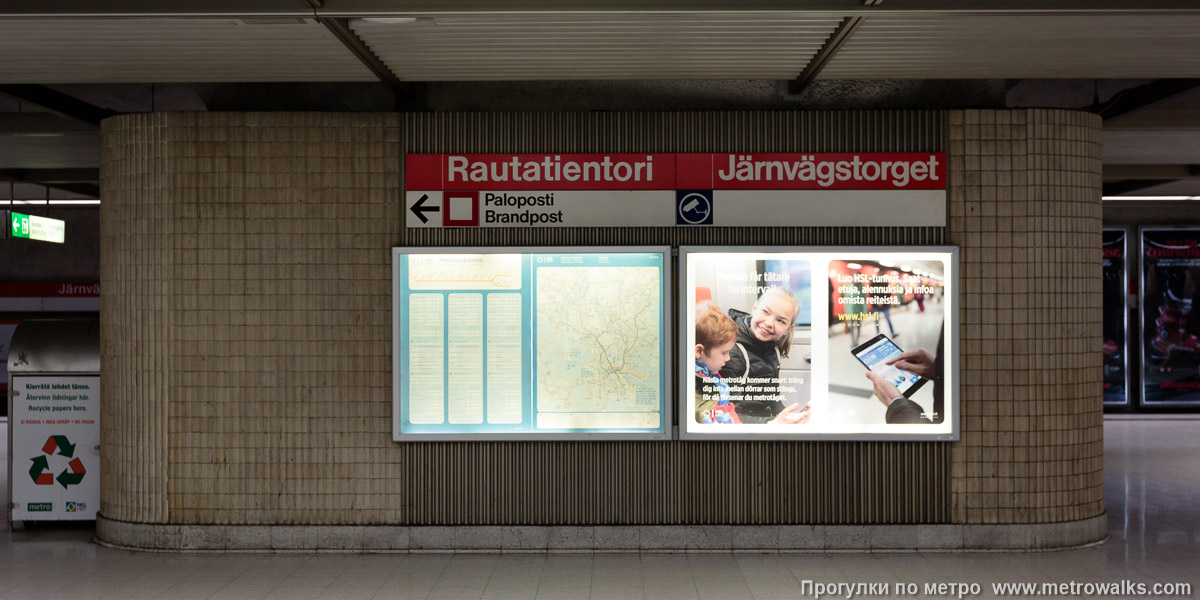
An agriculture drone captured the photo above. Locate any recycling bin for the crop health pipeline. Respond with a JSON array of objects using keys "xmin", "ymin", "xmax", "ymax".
[{"xmin": 6, "ymin": 319, "xmax": 99, "ymax": 528}]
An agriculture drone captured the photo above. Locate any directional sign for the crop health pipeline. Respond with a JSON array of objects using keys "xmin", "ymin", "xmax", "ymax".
[
  {"xmin": 410, "ymin": 193, "xmax": 439, "ymax": 224},
  {"xmin": 406, "ymin": 153, "xmax": 947, "ymax": 228},
  {"xmin": 10, "ymin": 211, "xmax": 65, "ymax": 243}
]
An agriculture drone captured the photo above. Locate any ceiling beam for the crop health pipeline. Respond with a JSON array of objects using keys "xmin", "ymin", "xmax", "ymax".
[
  {"xmin": 21, "ymin": 182, "xmax": 101, "ymax": 198},
  {"xmin": 788, "ymin": 16, "xmax": 865, "ymax": 96},
  {"xmin": 0, "ymin": 86, "xmax": 115, "ymax": 127},
  {"xmin": 0, "ymin": 168, "xmax": 99, "ymax": 183},
  {"xmin": 1099, "ymin": 79, "xmax": 1200, "ymax": 122},
  {"xmin": 1103, "ymin": 179, "xmax": 1180, "ymax": 196},
  {"xmin": 0, "ymin": 1, "xmax": 310, "ymax": 17},
  {"xmin": 6, "ymin": 0, "xmax": 1200, "ymax": 18},
  {"xmin": 0, "ymin": 169, "xmax": 100, "ymax": 199},
  {"xmin": 318, "ymin": 17, "xmax": 422, "ymax": 105},
  {"xmin": 313, "ymin": 0, "xmax": 1200, "ymax": 16},
  {"xmin": 1103, "ymin": 109, "xmax": 1200, "ymax": 130},
  {"xmin": 1104, "ymin": 164, "xmax": 1200, "ymax": 180},
  {"xmin": 0, "ymin": 114, "xmax": 97, "ymax": 135}
]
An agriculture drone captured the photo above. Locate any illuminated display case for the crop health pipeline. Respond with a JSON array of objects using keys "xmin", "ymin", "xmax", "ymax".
[
  {"xmin": 392, "ymin": 247, "xmax": 671, "ymax": 440},
  {"xmin": 680, "ymin": 246, "xmax": 960, "ymax": 441}
]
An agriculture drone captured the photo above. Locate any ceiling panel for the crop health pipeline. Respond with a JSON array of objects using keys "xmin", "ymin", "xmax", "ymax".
[
  {"xmin": 354, "ymin": 14, "xmax": 841, "ymax": 81},
  {"xmin": 820, "ymin": 15, "xmax": 1200, "ymax": 79},
  {"xmin": 0, "ymin": 19, "xmax": 375, "ymax": 83}
]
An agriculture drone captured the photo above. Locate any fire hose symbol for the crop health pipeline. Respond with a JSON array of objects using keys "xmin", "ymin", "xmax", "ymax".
[{"xmin": 29, "ymin": 435, "xmax": 86, "ymax": 489}]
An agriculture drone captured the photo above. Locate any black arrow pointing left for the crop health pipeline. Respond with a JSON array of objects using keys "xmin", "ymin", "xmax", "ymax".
[{"xmin": 411, "ymin": 194, "xmax": 440, "ymax": 224}]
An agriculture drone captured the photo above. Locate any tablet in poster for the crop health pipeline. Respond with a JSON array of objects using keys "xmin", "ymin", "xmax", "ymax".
[
  {"xmin": 682, "ymin": 247, "xmax": 957, "ymax": 440},
  {"xmin": 393, "ymin": 247, "xmax": 670, "ymax": 439}
]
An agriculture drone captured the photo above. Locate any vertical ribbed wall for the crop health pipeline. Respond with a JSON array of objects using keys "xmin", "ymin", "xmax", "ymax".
[
  {"xmin": 98, "ymin": 110, "xmax": 1102, "ymax": 529},
  {"xmin": 947, "ymin": 109, "xmax": 1104, "ymax": 523},
  {"xmin": 100, "ymin": 114, "xmax": 172, "ymax": 523}
]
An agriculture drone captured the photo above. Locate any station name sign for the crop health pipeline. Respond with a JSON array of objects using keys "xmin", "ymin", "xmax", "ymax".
[{"xmin": 406, "ymin": 153, "xmax": 946, "ymax": 228}]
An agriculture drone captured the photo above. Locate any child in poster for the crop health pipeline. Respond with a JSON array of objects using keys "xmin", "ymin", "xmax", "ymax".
[{"xmin": 694, "ymin": 302, "xmax": 741, "ymax": 424}]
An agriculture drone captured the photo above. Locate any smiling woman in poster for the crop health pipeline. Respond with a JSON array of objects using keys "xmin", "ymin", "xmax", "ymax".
[{"xmin": 719, "ymin": 287, "xmax": 811, "ymax": 425}]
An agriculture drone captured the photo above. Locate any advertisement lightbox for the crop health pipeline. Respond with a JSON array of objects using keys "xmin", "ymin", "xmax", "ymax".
[
  {"xmin": 1102, "ymin": 229, "xmax": 1130, "ymax": 407},
  {"xmin": 1140, "ymin": 227, "xmax": 1200, "ymax": 407},
  {"xmin": 680, "ymin": 247, "xmax": 958, "ymax": 440},
  {"xmin": 392, "ymin": 247, "xmax": 670, "ymax": 440}
]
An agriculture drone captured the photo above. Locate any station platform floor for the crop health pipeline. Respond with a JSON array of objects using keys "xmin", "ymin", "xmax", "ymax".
[{"xmin": 1, "ymin": 419, "xmax": 1198, "ymax": 600}]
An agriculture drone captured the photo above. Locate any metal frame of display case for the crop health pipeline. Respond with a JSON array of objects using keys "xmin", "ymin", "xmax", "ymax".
[
  {"xmin": 677, "ymin": 246, "xmax": 960, "ymax": 441},
  {"xmin": 1138, "ymin": 226, "xmax": 1200, "ymax": 409},
  {"xmin": 392, "ymin": 246, "xmax": 673, "ymax": 441},
  {"xmin": 1103, "ymin": 227, "xmax": 1132, "ymax": 409}
]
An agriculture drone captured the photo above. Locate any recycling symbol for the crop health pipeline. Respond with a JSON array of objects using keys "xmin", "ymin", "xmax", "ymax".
[{"xmin": 30, "ymin": 435, "xmax": 86, "ymax": 489}]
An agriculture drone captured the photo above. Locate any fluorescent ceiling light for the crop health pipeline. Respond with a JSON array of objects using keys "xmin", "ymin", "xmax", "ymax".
[
  {"xmin": 358, "ymin": 17, "xmax": 424, "ymax": 24},
  {"xmin": 846, "ymin": 262, "xmax": 862, "ymax": 269},
  {"xmin": 1102, "ymin": 195, "xmax": 1199, "ymax": 201}
]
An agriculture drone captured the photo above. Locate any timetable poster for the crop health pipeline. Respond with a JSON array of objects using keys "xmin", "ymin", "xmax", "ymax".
[
  {"xmin": 1102, "ymin": 229, "xmax": 1129, "ymax": 407},
  {"xmin": 1142, "ymin": 228, "xmax": 1200, "ymax": 406},
  {"xmin": 393, "ymin": 249, "xmax": 668, "ymax": 439}
]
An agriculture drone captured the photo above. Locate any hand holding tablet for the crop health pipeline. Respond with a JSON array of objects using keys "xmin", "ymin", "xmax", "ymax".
[{"xmin": 851, "ymin": 334, "xmax": 929, "ymax": 398}]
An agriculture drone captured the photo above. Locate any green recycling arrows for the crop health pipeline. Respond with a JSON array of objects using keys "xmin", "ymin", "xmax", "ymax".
[
  {"xmin": 29, "ymin": 455, "xmax": 52, "ymax": 485},
  {"xmin": 51, "ymin": 435, "xmax": 75, "ymax": 458},
  {"xmin": 30, "ymin": 434, "xmax": 87, "ymax": 488}
]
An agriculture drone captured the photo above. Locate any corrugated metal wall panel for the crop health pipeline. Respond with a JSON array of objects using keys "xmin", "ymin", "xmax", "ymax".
[{"xmin": 395, "ymin": 111, "xmax": 950, "ymax": 524}]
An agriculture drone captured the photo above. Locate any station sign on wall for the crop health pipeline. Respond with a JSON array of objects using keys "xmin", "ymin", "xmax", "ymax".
[{"xmin": 405, "ymin": 153, "xmax": 947, "ymax": 228}]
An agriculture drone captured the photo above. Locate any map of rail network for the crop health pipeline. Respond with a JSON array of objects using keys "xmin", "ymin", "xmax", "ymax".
[
  {"xmin": 535, "ymin": 263, "xmax": 661, "ymax": 428},
  {"xmin": 395, "ymin": 249, "xmax": 666, "ymax": 437}
]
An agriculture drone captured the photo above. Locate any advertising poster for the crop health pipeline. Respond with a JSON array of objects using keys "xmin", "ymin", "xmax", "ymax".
[
  {"xmin": 682, "ymin": 248, "xmax": 956, "ymax": 440},
  {"xmin": 393, "ymin": 248, "xmax": 669, "ymax": 439},
  {"xmin": 10, "ymin": 376, "xmax": 100, "ymax": 521},
  {"xmin": 1103, "ymin": 229, "xmax": 1129, "ymax": 407},
  {"xmin": 1142, "ymin": 228, "xmax": 1200, "ymax": 406}
]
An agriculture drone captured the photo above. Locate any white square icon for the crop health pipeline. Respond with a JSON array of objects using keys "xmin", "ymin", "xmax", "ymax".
[{"xmin": 447, "ymin": 195, "xmax": 474, "ymax": 221}]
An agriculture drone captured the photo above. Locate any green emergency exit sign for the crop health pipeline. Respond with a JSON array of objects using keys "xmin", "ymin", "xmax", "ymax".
[{"xmin": 9, "ymin": 211, "xmax": 65, "ymax": 243}]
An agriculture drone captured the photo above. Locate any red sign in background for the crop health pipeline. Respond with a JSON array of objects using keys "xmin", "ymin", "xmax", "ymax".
[{"xmin": 407, "ymin": 153, "xmax": 947, "ymax": 192}]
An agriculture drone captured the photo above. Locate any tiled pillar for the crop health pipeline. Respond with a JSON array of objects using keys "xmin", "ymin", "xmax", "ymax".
[{"xmin": 947, "ymin": 109, "xmax": 1105, "ymax": 525}]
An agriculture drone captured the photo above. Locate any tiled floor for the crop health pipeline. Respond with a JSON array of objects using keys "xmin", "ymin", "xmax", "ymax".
[{"xmin": 1, "ymin": 419, "xmax": 1198, "ymax": 599}]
